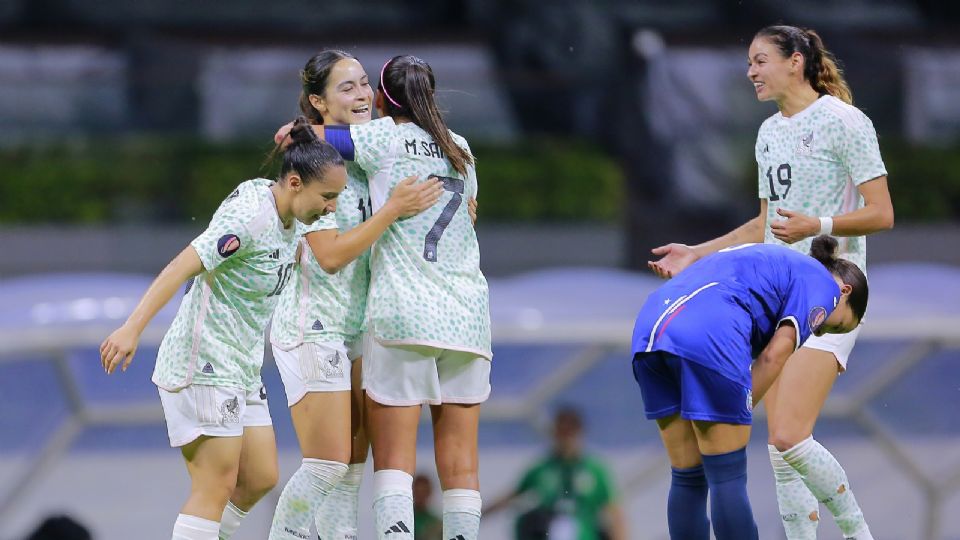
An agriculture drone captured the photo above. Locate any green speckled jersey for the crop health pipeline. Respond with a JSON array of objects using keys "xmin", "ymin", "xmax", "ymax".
[
  {"xmin": 152, "ymin": 179, "xmax": 298, "ymax": 391},
  {"xmin": 756, "ymin": 95, "xmax": 887, "ymax": 271},
  {"xmin": 270, "ymin": 163, "xmax": 371, "ymax": 349},
  {"xmin": 349, "ymin": 118, "xmax": 491, "ymax": 359}
]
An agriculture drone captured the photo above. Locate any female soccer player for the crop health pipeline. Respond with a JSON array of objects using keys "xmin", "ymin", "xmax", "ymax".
[
  {"xmin": 281, "ymin": 54, "xmax": 490, "ymax": 540},
  {"xmin": 266, "ymin": 51, "xmax": 444, "ymax": 540},
  {"xmin": 634, "ymin": 236, "xmax": 868, "ymax": 540},
  {"xmin": 650, "ymin": 25, "xmax": 893, "ymax": 540},
  {"xmin": 99, "ymin": 119, "xmax": 346, "ymax": 540}
]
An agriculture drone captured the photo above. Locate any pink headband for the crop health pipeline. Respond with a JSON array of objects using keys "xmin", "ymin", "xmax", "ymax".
[{"xmin": 379, "ymin": 59, "xmax": 403, "ymax": 109}]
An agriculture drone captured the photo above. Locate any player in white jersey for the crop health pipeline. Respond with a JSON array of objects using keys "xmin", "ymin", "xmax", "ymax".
[
  {"xmin": 650, "ymin": 26, "xmax": 894, "ymax": 540},
  {"xmin": 281, "ymin": 54, "xmax": 490, "ymax": 540},
  {"xmin": 266, "ymin": 50, "xmax": 444, "ymax": 540},
  {"xmin": 99, "ymin": 119, "xmax": 348, "ymax": 540}
]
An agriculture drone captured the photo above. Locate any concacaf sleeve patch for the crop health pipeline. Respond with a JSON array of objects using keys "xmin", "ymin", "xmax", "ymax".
[
  {"xmin": 808, "ymin": 306, "xmax": 827, "ymax": 332},
  {"xmin": 217, "ymin": 234, "xmax": 241, "ymax": 258}
]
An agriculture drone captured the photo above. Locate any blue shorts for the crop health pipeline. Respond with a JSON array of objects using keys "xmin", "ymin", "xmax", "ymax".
[{"xmin": 632, "ymin": 351, "xmax": 753, "ymax": 425}]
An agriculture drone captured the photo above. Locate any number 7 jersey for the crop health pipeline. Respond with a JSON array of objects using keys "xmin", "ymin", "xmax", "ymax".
[
  {"xmin": 756, "ymin": 95, "xmax": 887, "ymax": 271},
  {"xmin": 348, "ymin": 118, "xmax": 491, "ymax": 359}
]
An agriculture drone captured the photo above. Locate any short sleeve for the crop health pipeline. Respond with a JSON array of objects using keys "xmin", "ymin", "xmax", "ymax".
[
  {"xmin": 190, "ymin": 203, "xmax": 254, "ymax": 273},
  {"xmin": 300, "ymin": 212, "xmax": 338, "ymax": 235},
  {"xmin": 349, "ymin": 119, "xmax": 393, "ymax": 174},
  {"xmin": 778, "ymin": 272, "xmax": 841, "ymax": 350},
  {"xmin": 756, "ymin": 162, "xmax": 767, "ymax": 200},
  {"xmin": 835, "ymin": 113, "xmax": 887, "ymax": 186}
]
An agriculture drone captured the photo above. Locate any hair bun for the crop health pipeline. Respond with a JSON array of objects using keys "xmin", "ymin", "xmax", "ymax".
[
  {"xmin": 287, "ymin": 116, "xmax": 317, "ymax": 147},
  {"xmin": 809, "ymin": 234, "xmax": 839, "ymax": 264}
]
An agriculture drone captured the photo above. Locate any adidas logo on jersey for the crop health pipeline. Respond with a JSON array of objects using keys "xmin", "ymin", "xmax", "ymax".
[
  {"xmin": 449, "ymin": 536, "xmax": 466, "ymax": 540},
  {"xmin": 225, "ymin": 188, "xmax": 240, "ymax": 201},
  {"xmin": 269, "ymin": 249, "xmax": 280, "ymax": 259},
  {"xmin": 384, "ymin": 521, "xmax": 410, "ymax": 534},
  {"xmin": 202, "ymin": 362, "xmax": 215, "ymax": 374},
  {"xmin": 312, "ymin": 319, "xmax": 324, "ymax": 331}
]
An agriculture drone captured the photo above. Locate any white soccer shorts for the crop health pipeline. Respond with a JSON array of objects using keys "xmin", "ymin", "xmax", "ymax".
[
  {"xmin": 362, "ymin": 336, "xmax": 491, "ymax": 406},
  {"xmin": 158, "ymin": 383, "xmax": 272, "ymax": 448},
  {"xmin": 801, "ymin": 323, "xmax": 863, "ymax": 371},
  {"xmin": 272, "ymin": 341, "xmax": 352, "ymax": 407}
]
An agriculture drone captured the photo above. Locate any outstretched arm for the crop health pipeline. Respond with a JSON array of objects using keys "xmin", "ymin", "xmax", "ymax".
[
  {"xmin": 649, "ymin": 199, "xmax": 768, "ymax": 278},
  {"xmin": 100, "ymin": 246, "xmax": 204, "ymax": 374}
]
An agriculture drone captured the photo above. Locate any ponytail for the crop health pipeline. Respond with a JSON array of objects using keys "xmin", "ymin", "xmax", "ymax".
[
  {"xmin": 755, "ymin": 25, "xmax": 853, "ymax": 105},
  {"xmin": 379, "ymin": 55, "xmax": 474, "ymax": 176},
  {"xmin": 809, "ymin": 235, "xmax": 868, "ymax": 322},
  {"xmin": 267, "ymin": 116, "xmax": 344, "ymax": 184}
]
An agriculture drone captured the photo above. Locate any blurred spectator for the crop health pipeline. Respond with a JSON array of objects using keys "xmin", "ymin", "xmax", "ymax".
[
  {"xmin": 24, "ymin": 515, "xmax": 92, "ymax": 540},
  {"xmin": 486, "ymin": 407, "xmax": 626, "ymax": 540},
  {"xmin": 413, "ymin": 473, "xmax": 442, "ymax": 540}
]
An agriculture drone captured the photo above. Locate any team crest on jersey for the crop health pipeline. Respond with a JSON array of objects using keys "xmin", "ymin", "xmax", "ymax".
[
  {"xmin": 320, "ymin": 350, "xmax": 344, "ymax": 379},
  {"xmin": 217, "ymin": 234, "xmax": 241, "ymax": 258},
  {"xmin": 220, "ymin": 396, "xmax": 240, "ymax": 424},
  {"xmin": 796, "ymin": 131, "xmax": 815, "ymax": 156},
  {"xmin": 808, "ymin": 306, "xmax": 828, "ymax": 332}
]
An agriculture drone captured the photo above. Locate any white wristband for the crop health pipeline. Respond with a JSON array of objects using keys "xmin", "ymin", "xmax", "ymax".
[{"xmin": 818, "ymin": 216, "xmax": 834, "ymax": 236}]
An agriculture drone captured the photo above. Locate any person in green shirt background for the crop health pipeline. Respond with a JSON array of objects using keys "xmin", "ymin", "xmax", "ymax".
[
  {"xmin": 486, "ymin": 407, "xmax": 628, "ymax": 540},
  {"xmin": 413, "ymin": 473, "xmax": 443, "ymax": 540}
]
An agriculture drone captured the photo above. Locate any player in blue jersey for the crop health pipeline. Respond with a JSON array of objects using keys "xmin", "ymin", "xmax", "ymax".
[
  {"xmin": 650, "ymin": 25, "xmax": 892, "ymax": 540},
  {"xmin": 633, "ymin": 236, "xmax": 868, "ymax": 540},
  {"xmin": 99, "ymin": 119, "xmax": 347, "ymax": 540}
]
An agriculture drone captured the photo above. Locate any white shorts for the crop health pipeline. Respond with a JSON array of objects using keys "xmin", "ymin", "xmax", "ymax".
[
  {"xmin": 158, "ymin": 383, "xmax": 272, "ymax": 448},
  {"xmin": 362, "ymin": 337, "xmax": 491, "ymax": 406},
  {"xmin": 801, "ymin": 323, "xmax": 862, "ymax": 371},
  {"xmin": 273, "ymin": 342, "xmax": 351, "ymax": 407},
  {"xmin": 345, "ymin": 334, "xmax": 364, "ymax": 362}
]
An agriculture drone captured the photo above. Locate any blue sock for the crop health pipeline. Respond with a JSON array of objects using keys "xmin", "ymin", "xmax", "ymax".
[
  {"xmin": 701, "ymin": 447, "xmax": 758, "ymax": 540},
  {"xmin": 667, "ymin": 465, "xmax": 710, "ymax": 539}
]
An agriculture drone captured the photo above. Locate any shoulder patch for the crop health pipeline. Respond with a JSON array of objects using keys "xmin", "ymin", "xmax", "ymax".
[
  {"xmin": 217, "ymin": 234, "xmax": 241, "ymax": 258},
  {"xmin": 808, "ymin": 306, "xmax": 827, "ymax": 332}
]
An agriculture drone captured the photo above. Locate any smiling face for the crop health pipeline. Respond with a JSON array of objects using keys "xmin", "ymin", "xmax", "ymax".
[
  {"xmin": 308, "ymin": 58, "xmax": 373, "ymax": 125},
  {"xmin": 286, "ymin": 165, "xmax": 348, "ymax": 225},
  {"xmin": 747, "ymin": 36, "xmax": 803, "ymax": 103}
]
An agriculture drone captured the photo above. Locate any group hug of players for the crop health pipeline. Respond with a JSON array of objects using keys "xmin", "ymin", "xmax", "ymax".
[{"xmin": 100, "ymin": 23, "xmax": 893, "ymax": 540}]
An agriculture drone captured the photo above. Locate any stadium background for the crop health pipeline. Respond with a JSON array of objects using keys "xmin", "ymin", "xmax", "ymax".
[{"xmin": 1, "ymin": 1, "xmax": 959, "ymax": 538}]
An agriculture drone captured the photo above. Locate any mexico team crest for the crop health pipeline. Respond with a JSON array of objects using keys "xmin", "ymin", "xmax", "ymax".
[
  {"xmin": 808, "ymin": 306, "xmax": 828, "ymax": 332},
  {"xmin": 220, "ymin": 396, "xmax": 240, "ymax": 424}
]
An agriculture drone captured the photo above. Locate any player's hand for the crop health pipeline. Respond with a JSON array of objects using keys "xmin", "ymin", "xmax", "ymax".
[
  {"xmin": 100, "ymin": 324, "xmax": 141, "ymax": 375},
  {"xmin": 387, "ymin": 176, "xmax": 444, "ymax": 218},
  {"xmin": 770, "ymin": 208, "xmax": 819, "ymax": 244},
  {"xmin": 648, "ymin": 243, "xmax": 698, "ymax": 279},
  {"xmin": 274, "ymin": 121, "xmax": 295, "ymax": 147},
  {"xmin": 468, "ymin": 197, "xmax": 478, "ymax": 224}
]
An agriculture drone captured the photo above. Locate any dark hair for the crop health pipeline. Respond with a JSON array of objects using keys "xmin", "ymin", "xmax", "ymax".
[
  {"xmin": 755, "ymin": 25, "xmax": 853, "ymax": 105},
  {"xmin": 379, "ymin": 55, "xmax": 474, "ymax": 175},
  {"xmin": 279, "ymin": 116, "xmax": 344, "ymax": 184},
  {"xmin": 809, "ymin": 235, "xmax": 868, "ymax": 322},
  {"xmin": 27, "ymin": 515, "xmax": 92, "ymax": 540},
  {"xmin": 554, "ymin": 405, "xmax": 583, "ymax": 431},
  {"xmin": 299, "ymin": 49, "xmax": 356, "ymax": 124}
]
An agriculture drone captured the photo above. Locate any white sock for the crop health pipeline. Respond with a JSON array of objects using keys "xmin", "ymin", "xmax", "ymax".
[
  {"xmin": 218, "ymin": 501, "xmax": 247, "ymax": 539},
  {"xmin": 315, "ymin": 462, "xmax": 363, "ymax": 539},
  {"xmin": 769, "ymin": 444, "xmax": 819, "ymax": 540},
  {"xmin": 782, "ymin": 437, "xmax": 873, "ymax": 539},
  {"xmin": 373, "ymin": 469, "xmax": 414, "ymax": 540},
  {"xmin": 173, "ymin": 514, "xmax": 220, "ymax": 540},
  {"xmin": 442, "ymin": 488, "xmax": 482, "ymax": 540},
  {"xmin": 268, "ymin": 458, "xmax": 348, "ymax": 540}
]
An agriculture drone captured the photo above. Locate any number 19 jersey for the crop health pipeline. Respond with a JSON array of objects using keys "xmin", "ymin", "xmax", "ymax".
[
  {"xmin": 152, "ymin": 179, "xmax": 298, "ymax": 392},
  {"xmin": 756, "ymin": 95, "xmax": 887, "ymax": 271},
  {"xmin": 348, "ymin": 118, "xmax": 491, "ymax": 359}
]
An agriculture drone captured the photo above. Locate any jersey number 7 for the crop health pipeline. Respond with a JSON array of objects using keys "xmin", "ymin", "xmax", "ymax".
[{"xmin": 423, "ymin": 175, "xmax": 464, "ymax": 262}]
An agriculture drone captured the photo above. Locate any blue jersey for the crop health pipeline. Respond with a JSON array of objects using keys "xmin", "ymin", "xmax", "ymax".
[{"xmin": 631, "ymin": 244, "xmax": 840, "ymax": 387}]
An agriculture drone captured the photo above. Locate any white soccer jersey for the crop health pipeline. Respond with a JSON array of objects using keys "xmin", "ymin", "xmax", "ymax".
[
  {"xmin": 756, "ymin": 95, "xmax": 887, "ymax": 271},
  {"xmin": 348, "ymin": 118, "xmax": 491, "ymax": 359},
  {"xmin": 270, "ymin": 163, "xmax": 371, "ymax": 349},
  {"xmin": 152, "ymin": 179, "xmax": 298, "ymax": 391}
]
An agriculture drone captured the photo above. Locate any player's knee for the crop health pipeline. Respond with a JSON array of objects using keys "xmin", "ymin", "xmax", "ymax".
[{"xmin": 769, "ymin": 430, "xmax": 806, "ymax": 452}]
